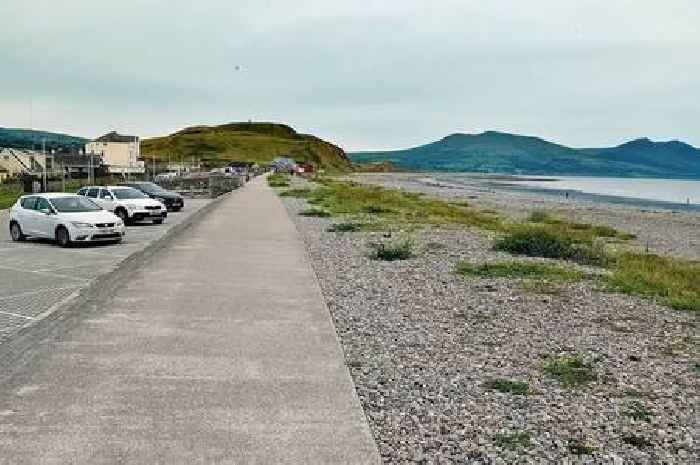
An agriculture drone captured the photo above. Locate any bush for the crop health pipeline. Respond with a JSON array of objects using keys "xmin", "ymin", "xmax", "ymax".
[
  {"xmin": 494, "ymin": 226, "xmax": 607, "ymax": 266},
  {"xmin": 370, "ymin": 240, "xmax": 415, "ymax": 261},
  {"xmin": 542, "ymin": 354, "xmax": 596, "ymax": 387},
  {"xmin": 300, "ymin": 208, "xmax": 331, "ymax": 217}
]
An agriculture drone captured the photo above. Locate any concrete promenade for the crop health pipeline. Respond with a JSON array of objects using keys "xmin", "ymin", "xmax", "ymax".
[{"xmin": 0, "ymin": 176, "xmax": 380, "ymax": 464}]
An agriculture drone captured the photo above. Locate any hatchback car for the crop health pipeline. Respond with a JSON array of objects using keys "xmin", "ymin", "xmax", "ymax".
[
  {"xmin": 9, "ymin": 193, "xmax": 126, "ymax": 247},
  {"xmin": 121, "ymin": 182, "xmax": 184, "ymax": 211},
  {"xmin": 77, "ymin": 186, "xmax": 167, "ymax": 225}
]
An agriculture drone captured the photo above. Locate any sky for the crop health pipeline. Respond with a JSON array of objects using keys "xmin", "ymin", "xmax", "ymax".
[{"xmin": 1, "ymin": 0, "xmax": 698, "ymax": 151}]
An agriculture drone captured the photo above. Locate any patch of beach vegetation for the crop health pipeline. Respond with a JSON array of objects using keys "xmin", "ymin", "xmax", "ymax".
[
  {"xmin": 369, "ymin": 240, "xmax": 416, "ymax": 261},
  {"xmin": 303, "ymin": 180, "xmax": 504, "ymax": 230},
  {"xmin": 605, "ymin": 253, "xmax": 700, "ymax": 312},
  {"xmin": 484, "ymin": 378, "xmax": 530, "ymax": 395},
  {"xmin": 494, "ymin": 431, "xmax": 532, "ymax": 450},
  {"xmin": 267, "ymin": 173, "xmax": 290, "ymax": 187},
  {"xmin": 456, "ymin": 260, "xmax": 584, "ymax": 282},
  {"xmin": 541, "ymin": 354, "xmax": 596, "ymax": 387},
  {"xmin": 327, "ymin": 222, "xmax": 368, "ymax": 232},
  {"xmin": 299, "ymin": 207, "xmax": 331, "ymax": 217}
]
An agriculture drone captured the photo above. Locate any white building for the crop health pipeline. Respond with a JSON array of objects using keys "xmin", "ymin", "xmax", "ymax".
[{"xmin": 85, "ymin": 131, "xmax": 145, "ymax": 175}]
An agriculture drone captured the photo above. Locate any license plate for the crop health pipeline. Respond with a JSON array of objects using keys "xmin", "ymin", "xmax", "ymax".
[
  {"xmin": 101, "ymin": 228, "xmax": 114, "ymax": 234},
  {"xmin": 150, "ymin": 211, "xmax": 161, "ymax": 216}
]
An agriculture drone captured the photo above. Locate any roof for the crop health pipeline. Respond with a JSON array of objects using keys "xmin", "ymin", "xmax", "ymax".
[
  {"xmin": 21, "ymin": 193, "xmax": 79, "ymax": 199},
  {"xmin": 93, "ymin": 131, "xmax": 138, "ymax": 143}
]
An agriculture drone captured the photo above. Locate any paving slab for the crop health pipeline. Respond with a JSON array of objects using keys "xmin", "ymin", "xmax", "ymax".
[
  {"xmin": 0, "ymin": 198, "xmax": 213, "ymax": 345},
  {"xmin": 0, "ymin": 176, "xmax": 380, "ymax": 464}
]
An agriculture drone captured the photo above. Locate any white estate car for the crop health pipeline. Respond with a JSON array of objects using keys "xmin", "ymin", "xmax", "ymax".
[
  {"xmin": 77, "ymin": 185, "xmax": 167, "ymax": 225},
  {"xmin": 9, "ymin": 193, "xmax": 126, "ymax": 247}
]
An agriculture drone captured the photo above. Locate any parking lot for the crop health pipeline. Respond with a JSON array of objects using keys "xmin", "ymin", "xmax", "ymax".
[{"xmin": 0, "ymin": 198, "xmax": 214, "ymax": 345}]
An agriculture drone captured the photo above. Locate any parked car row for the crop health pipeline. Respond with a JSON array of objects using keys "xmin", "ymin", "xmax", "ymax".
[{"xmin": 8, "ymin": 183, "xmax": 185, "ymax": 247}]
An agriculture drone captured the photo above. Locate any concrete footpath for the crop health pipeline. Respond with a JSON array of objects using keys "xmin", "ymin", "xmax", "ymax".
[{"xmin": 0, "ymin": 176, "xmax": 380, "ymax": 464}]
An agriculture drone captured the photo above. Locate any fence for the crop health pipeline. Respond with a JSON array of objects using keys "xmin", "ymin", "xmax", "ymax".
[{"xmin": 158, "ymin": 173, "xmax": 247, "ymax": 198}]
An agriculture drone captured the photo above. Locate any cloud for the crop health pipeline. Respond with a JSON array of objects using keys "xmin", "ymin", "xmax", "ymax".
[{"xmin": 1, "ymin": 0, "xmax": 698, "ymax": 150}]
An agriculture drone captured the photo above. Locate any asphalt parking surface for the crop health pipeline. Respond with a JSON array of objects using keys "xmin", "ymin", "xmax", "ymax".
[{"xmin": 0, "ymin": 198, "xmax": 213, "ymax": 345}]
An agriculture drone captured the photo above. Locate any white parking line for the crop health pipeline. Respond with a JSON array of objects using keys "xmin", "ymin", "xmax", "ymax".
[
  {"xmin": 0, "ymin": 265, "xmax": 90, "ymax": 282},
  {"xmin": 0, "ymin": 286, "xmax": 83, "ymax": 301},
  {"xmin": 0, "ymin": 311, "xmax": 35, "ymax": 320}
]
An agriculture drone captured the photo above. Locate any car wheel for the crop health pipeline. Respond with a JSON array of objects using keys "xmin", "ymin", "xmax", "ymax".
[
  {"xmin": 55, "ymin": 227, "xmax": 71, "ymax": 248},
  {"xmin": 116, "ymin": 209, "xmax": 130, "ymax": 225},
  {"xmin": 10, "ymin": 222, "xmax": 26, "ymax": 241},
  {"xmin": 153, "ymin": 218, "xmax": 164, "ymax": 225}
]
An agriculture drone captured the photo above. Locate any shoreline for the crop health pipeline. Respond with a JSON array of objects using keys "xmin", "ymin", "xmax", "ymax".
[
  {"xmin": 350, "ymin": 173, "xmax": 700, "ymax": 261},
  {"xmin": 278, "ymin": 177, "xmax": 698, "ymax": 464}
]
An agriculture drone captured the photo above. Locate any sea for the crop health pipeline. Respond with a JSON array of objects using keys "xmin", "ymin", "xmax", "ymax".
[{"xmin": 436, "ymin": 174, "xmax": 700, "ymax": 212}]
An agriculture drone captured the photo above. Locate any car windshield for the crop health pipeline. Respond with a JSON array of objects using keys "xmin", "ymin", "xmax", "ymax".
[
  {"xmin": 135, "ymin": 182, "xmax": 166, "ymax": 193},
  {"xmin": 112, "ymin": 188, "xmax": 148, "ymax": 200},
  {"xmin": 51, "ymin": 196, "xmax": 102, "ymax": 213}
]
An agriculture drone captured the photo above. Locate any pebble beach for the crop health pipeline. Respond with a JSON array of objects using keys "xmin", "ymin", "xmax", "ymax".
[{"xmin": 280, "ymin": 173, "xmax": 698, "ymax": 465}]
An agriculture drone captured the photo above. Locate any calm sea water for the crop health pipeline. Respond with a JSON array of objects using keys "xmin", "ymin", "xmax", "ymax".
[{"xmin": 440, "ymin": 174, "xmax": 700, "ymax": 209}]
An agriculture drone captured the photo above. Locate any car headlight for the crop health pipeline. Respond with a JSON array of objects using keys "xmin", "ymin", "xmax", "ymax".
[{"xmin": 71, "ymin": 222, "xmax": 93, "ymax": 228}]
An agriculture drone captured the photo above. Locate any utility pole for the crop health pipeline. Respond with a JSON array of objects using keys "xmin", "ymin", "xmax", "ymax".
[{"xmin": 42, "ymin": 138, "xmax": 46, "ymax": 192}]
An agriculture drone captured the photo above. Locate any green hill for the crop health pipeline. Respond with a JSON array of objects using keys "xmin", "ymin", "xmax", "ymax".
[
  {"xmin": 0, "ymin": 127, "xmax": 88, "ymax": 151},
  {"xmin": 350, "ymin": 131, "xmax": 700, "ymax": 178},
  {"xmin": 141, "ymin": 122, "xmax": 352, "ymax": 170}
]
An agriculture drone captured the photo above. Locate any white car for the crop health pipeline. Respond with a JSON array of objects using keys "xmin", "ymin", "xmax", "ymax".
[
  {"xmin": 9, "ymin": 193, "xmax": 126, "ymax": 247},
  {"xmin": 77, "ymin": 185, "xmax": 167, "ymax": 225}
]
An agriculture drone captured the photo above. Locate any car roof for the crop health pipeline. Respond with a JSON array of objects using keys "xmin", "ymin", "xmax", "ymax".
[{"xmin": 22, "ymin": 193, "xmax": 80, "ymax": 199}]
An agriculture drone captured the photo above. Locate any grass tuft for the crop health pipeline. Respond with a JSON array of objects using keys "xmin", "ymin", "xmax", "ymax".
[
  {"xmin": 279, "ymin": 188, "xmax": 313, "ymax": 198},
  {"xmin": 369, "ymin": 240, "xmax": 415, "ymax": 261},
  {"xmin": 484, "ymin": 378, "xmax": 530, "ymax": 395},
  {"xmin": 568, "ymin": 439, "xmax": 596, "ymax": 455},
  {"xmin": 542, "ymin": 354, "xmax": 596, "ymax": 387},
  {"xmin": 622, "ymin": 400, "xmax": 654, "ymax": 422},
  {"xmin": 267, "ymin": 173, "xmax": 290, "ymax": 187},
  {"xmin": 494, "ymin": 431, "xmax": 531, "ymax": 450},
  {"xmin": 456, "ymin": 260, "xmax": 584, "ymax": 281},
  {"xmin": 621, "ymin": 434, "xmax": 653, "ymax": 449},
  {"xmin": 327, "ymin": 222, "xmax": 366, "ymax": 232},
  {"xmin": 606, "ymin": 253, "xmax": 700, "ymax": 312},
  {"xmin": 494, "ymin": 226, "xmax": 607, "ymax": 266},
  {"xmin": 300, "ymin": 208, "xmax": 331, "ymax": 217}
]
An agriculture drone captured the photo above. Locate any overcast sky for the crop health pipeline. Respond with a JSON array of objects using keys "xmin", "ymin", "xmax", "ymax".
[{"xmin": 1, "ymin": 0, "xmax": 698, "ymax": 151}]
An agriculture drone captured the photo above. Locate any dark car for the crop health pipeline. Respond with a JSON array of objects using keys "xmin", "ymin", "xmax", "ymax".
[{"xmin": 121, "ymin": 182, "xmax": 184, "ymax": 212}]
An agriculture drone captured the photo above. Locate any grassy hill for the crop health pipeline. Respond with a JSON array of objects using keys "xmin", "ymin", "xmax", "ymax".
[
  {"xmin": 141, "ymin": 122, "xmax": 352, "ymax": 171},
  {"xmin": 351, "ymin": 131, "xmax": 700, "ymax": 178},
  {"xmin": 0, "ymin": 127, "xmax": 88, "ymax": 151}
]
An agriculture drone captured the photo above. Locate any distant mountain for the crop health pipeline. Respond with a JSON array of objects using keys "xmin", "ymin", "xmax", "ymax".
[
  {"xmin": 350, "ymin": 131, "xmax": 700, "ymax": 178},
  {"xmin": 141, "ymin": 122, "xmax": 352, "ymax": 170},
  {"xmin": 0, "ymin": 127, "xmax": 88, "ymax": 151}
]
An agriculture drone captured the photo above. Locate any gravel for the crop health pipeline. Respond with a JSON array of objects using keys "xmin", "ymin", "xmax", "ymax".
[{"xmin": 279, "ymin": 181, "xmax": 698, "ymax": 465}]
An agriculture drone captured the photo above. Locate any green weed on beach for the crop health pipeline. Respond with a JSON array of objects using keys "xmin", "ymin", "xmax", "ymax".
[
  {"xmin": 456, "ymin": 260, "xmax": 584, "ymax": 282},
  {"xmin": 297, "ymin": 180, "xmax": 505, "ymax": 230}
]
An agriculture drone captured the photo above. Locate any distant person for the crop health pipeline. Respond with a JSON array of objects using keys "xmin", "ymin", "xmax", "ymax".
[{"xmin": 565, "ymin": 192, "xmax": 569, "ymax": 200}]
